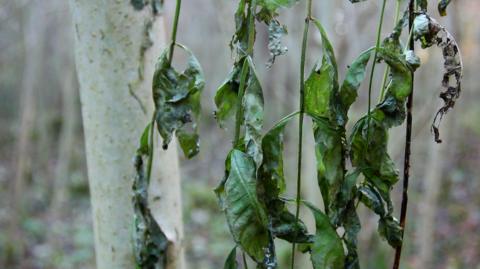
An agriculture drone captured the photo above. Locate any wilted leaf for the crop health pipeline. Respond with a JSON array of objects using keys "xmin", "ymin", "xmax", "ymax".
[
  {"xmin": 305, "ymin": 202, "xmax": 345, "ymax": 269},
  {"xmin": 243, "ymin": 57, "xmax": 265, "ymax": 166},
  {"xmin": 337, "ymin": 47, "xmax": 374, "ymax": 126},
  {"xmin": 266, "ymin": 20, "xmax": 288, "ymax": 67},
  {"xmin": 152, "ymin": 44, "xmax": 205, "ymax": 158},
  {"xmin": 215, "ymin": 64, "xmax": 242, "ymax": 127},
  {"xmin": 133, "ymin": 124, "xmax": 169, "ymax": 268},
  {"xmin": 413, "ymin": 14, "xmax": 463, "ymax": 143},
  {"xmin": 358, "ymin": 184, "xmax": 386, "ymax": 217},
  {"xmin": 304, "ymin": 19, "xmax": 339, "ymax": 120},
  {"xmin": 378, "ymin": 215, "xmax": 403, "ymax": 248},
  {"xmin": 258, "ymin": 111, "xmax": 311, "ymax": 243},
  {"xmin": 310, "ymin": 115, "xmax": 344, "ymax": 217}
]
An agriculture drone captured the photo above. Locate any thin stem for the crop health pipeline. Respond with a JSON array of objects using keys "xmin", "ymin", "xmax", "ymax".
[
  {"xmin": 378, "ymin": 0, "xmax": 402, "ymax": 102},
  {"xmin": 291, "ymin": 1, "xmax": 312, "ymax": 268},
  {"xmin": 233, "ymin": 0, "xmax": 257, "ymax": 146},
  {"xmin": 168, "ymin": 0, "xmax": 182, "ymax": 65},
  {"xmin": 393, "ymin": 0, "xmax": 415, "ymax": 268},
  {"xmin": 366, "ymin": 0, "xmax": 388, "ymax": 135},
  {"xmin": 242, "ymin": 252, "xmax": 249, "ymax": 269},
  {"xmin": 146, "ymin": 114, "xmax": 156, "ymax": 184},
  {"xmin": 234, "ymin": 59, "xmax": 250, "ymax": 144}
]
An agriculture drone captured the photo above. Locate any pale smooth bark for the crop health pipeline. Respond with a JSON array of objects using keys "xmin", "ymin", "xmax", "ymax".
[{"xmin": 69, "ymin": 2, "xmax": 184, "ymax": 268}]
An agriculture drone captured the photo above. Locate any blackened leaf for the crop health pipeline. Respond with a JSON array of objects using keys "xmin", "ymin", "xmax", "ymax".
[
  {"xmin": 305, "ymin": 19, "xmax": 339, "ymax": 119},
  {"xmin": 413, "ymin": 14, "xmax": 463, "ymax": 143},
  {"xmin": 343, "ymin": 202, "xmax": 361, "ymax": 269},
  {"xmin": 243, "ymin": 57, "xmax": 265, "ymax": 166},
  {"xmin": 224, "ymin": 246, "xmax": 238, "ymax": 269},
  {"xmin": 133, "ymin": 125, "xmax": 169, "ymax": 268},
  {"xmin": 266, "ymin": 20, "xmax": 288, "ymax": 67},
  {"xmin": 258, "ymin": 111, "xmax": 311, "ymax": 243},
  {"xmin": 438, "ymin": 0, "xmax": 452, "ymax": 16},
  {"xmin": 152, "ymin": 44, "xmax": 205, "ymax": 158},
  {"xmin": 305, "ymin": 202, "xmax": 345, "ymax": 269},
  {"xmin": 215, "ymin": 65, "xmax": 242, "ymax": 128},
  {"xmin": 223, "ymin": 150, "xmax": 269, "ymax": 262},
  {"xmin": 337, "ymin": 48, "xmax": 374, "ymax": 126},
  {"xmin": 348, "ymin": 0, "xmax": 368, "ymax": 3}
]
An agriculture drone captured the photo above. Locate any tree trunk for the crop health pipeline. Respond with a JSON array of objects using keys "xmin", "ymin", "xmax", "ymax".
[
  {"xmin": 69, "ymin": 2, "xmax": 184, "ymax": 268},
  {"xmin": 9, "ymin": 2, "xmax": 46, "ymax": 263}
]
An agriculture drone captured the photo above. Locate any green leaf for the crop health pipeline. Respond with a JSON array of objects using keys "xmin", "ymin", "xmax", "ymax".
[
  {"xmin": 438, "ymin": 0, "xmax": 452, "ymax": 16},
  {"xmin": 305, "ymin": 19, "xmax": 339, "ymax": 120},
  {"xmin": 137, "ymin": 123, "xmax": 151, "ymax": 155},
  {"xmin": 222, "ymin": 150, "xmax": 269, "ymax": 262},
  {"xmin": 152, "ymin": 44, "xmax": 205, "ymax": 158},
  {"xmin": 243, "ymin": 57, "xmax": 265, "ymax": 166},
  {"xmin": 224, "ymin": 246, "xmax": 238, "ymax": 269},
  {"xmin": 337, "ymin": 48, "xmax": 374, "ymax": 126},
  {"xmin": 305, "ymin": 202, "xmax": 345, "ymax": 269}
]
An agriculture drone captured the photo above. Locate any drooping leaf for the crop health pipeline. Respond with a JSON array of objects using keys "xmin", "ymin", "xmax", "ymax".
[
  {"xmin": 347, "ymin": 37, "xmax": 415, "ymax": 248},
  {"xmin": 342, "ymin": 202, "xmax": 361, "ymax": 269},
  {"xmin": 266, "ymin": 20, "xmax": 288, "ymax": 67},
  {"xmin": 305, "ymin": 202, "xmax": 345, "ymax": 269},
  {"xmin": 133, "ymin": 124, "xmax": 169, "ymax": 269},
  {"xmin": 358, "ymin": 184, "xmax": 386, "ymax": 217},
  {"xmin": 152, "ymin": 44, "xmax": 205, "ymax": 158},
  {"xmin": 304, "ymin": 19, "xmax": 339, "ymax": 120},
  {"xmin": 310, "ymin": 115, "xmax": 344, "ymax": 217},
  {"xmin": 243, "ymin": 57, "xmax": 265, "ymax": 166},
  {"xmin": 224, "ymin": 246, "xmax": 238, "ymax": 269},
  {"xmin": 438, "ymin": 0, "xmax": 452, "ymax": 16},
  {"xmin": 222, "ymin": 150, "xmax": 269, "ymax": 262},
  {"xmin": 378, "ymin": 215, "xmax": 403, "ymax": 248},
  {"xmin": 258, "ymin": 111, "xmax": 311, "ymax": 243},
  {"xmin": 215, "ymin": 64, "xmax": 242, "ymax": 127},
  {"xmin": 413, "ymin": 14, "xmax": 463, "ymax": 143},
  {"xmin": 230, "ymin": 0, "xmax": 249, "ymax": 56}
]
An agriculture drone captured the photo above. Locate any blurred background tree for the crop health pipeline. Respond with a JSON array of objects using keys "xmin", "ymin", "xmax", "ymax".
[{"xmin": 0, "ymin": 0, "xmax": 479, "ymax": 268}]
